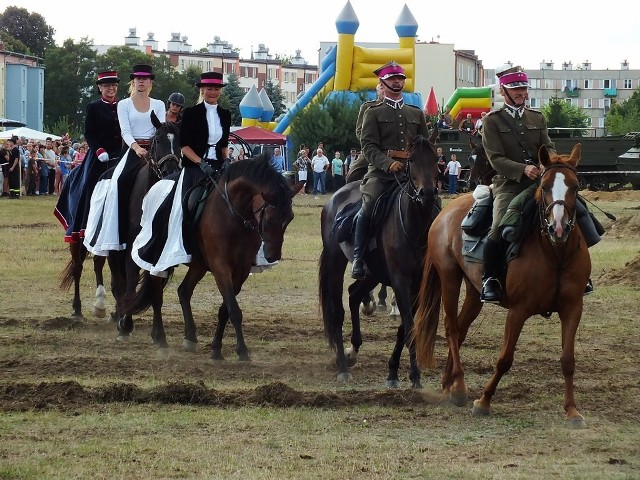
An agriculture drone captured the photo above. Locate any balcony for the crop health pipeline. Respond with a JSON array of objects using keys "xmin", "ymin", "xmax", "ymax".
[
  {"xmin": 563, "ymin": 87, "xmax": 580, "ymax": 98},
  {"xmin": 604, "ymin": 88, "xmax": 618, "ymax": 97}
]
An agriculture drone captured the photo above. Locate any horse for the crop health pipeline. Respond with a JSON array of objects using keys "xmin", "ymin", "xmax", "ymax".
[
  {"xmin": 105, "ymin": 118, "xmax": 182, "ymax": 339},
  {"xmin": 466, "ymin": 138, "xmax": 496, "ymax": 190},
  {"xmin": 124, "ymin": 155, "xmax": 304, "ymax": 357},
  {"xmin": 412, "ymin": 143, "xmax": 590, "ymax": 426},
  {"xmin": 319, "ymin": 132, "xmax": 440, "ymax": 388},
  {"xmin": 60, "ymin": 246, "xmax": 109, "ymax": 320}
]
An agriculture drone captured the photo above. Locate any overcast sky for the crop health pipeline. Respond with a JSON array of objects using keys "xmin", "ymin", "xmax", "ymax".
[{"xmin": 7, "ymin": 0, "xmax": 640, "ymax": 72}]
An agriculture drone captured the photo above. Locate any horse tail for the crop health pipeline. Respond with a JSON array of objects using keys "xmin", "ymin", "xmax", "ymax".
[
  {"xmin": 123, "ymin": 269, "xmax": 174, "ymax": 315},
  {"xmin": 411, "ymin": 253, "xmax": 441, "ymax": 369},
  {"xmin": 59, "ymin": 244, "xmax": 88, "ymax": 291},
  {"xmin": 318, "ymin": 247, "xmax": 341, "ymax": 350}
]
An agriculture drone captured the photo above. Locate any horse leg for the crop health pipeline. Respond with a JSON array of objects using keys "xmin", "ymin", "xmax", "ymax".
[
  {"xmin": 385, "ymin": 321, "xmax": 405, "ymax": 388},
  {"xmin": 390, "ymin": 287, "xmax": 422, "ymax": 389},
  {"xmin": 69, "ymin": 242, "xmax": 84, "ymax": 320},
  {"xmin": 472, "ymin": 309, "xmax": 527, "ymax": 417},
  {"xmin": 444, "ymin": 278, "xmax": 483, "ymax": 406},
  {"xmin": 108, "ymin": 252, "xmax": 132, "ymax": 340},
  {"xmin": 377, "ymin": 285, "xmax": 388, "ymax": 311},
  {"xmin": 559, "ymin": 304, "xmax": 585, "ymax": 427},
  {"xmin": 360, "ymin": 289, "xmax": 376, "ymax": 316},
  {"xmin": 93, "ymin": 254, "xmax": 108, "ymax": 318},
  {"xmin": 211, "ymin": 302, "xmax": 230, "ymax": 360},
  {"xmin": 346, "ymin": 279, "xmax": 376, "ymax": 367},
  {"xmin": 148, "ymin": 274, "xmax": 169, "ymax": 350},
  {"xmin": 176, "ymin": 265, "xmax": 207, "ymax": 353}
]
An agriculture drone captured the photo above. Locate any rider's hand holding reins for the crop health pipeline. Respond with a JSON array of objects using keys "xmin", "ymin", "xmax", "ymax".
[
  {"xmin": 389, "ymin": 160, "xmax": 404, "ymax": 173},
  {"xmin": 524, "ymin": 164, "xmax": 539, "ymax": 180}
]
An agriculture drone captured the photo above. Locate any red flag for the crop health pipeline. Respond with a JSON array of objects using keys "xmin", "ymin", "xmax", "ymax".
[{"xmin": 424, "ymin": 87, "xmax": 439, "ymax": 116}]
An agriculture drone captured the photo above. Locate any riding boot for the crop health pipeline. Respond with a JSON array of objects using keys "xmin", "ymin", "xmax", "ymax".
[
  {"xmin": 584, "ymin": 278, "xmax": 594, "ymax": 296},
  {"xmin": 351, "ymin": 213, "xmax": 371, "ymax": 279},
  {"xmin": 480, "ymin": 238, "xmax": 502, "ymax": 303}
]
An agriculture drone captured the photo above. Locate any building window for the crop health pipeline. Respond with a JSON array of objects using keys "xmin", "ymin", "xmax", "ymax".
[
  {"xmin": 599, "ymin": 98, "xmax": 611, "ymax": 109},
  {"xmin": 623, "ymin": 79, "xmax": 632, "ymax": 89},
  {"xmin": 603, "ymin": 79, "xmax": 612, "ymax": 89},
  {"xmin": 583, "ymin": 98, "xmax": 592, "ymax": 108},
  {"xmin": 583, "ymin": 79, "xmax": 591, "ymax": 89},
  {"xmin": 529, "ymin": 97, "xmax": 539, "ymax": 108},
  {"xmin": 544, "ymin": 78, "xmax": 555, "ymax": 89}
]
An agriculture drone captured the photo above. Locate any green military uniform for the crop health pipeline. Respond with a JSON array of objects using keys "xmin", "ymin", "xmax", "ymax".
[
  {"xmin": 482, "ymin": 106, "xmax": 555, "ymax": 242},
  {"xmin": 346, "ymin": 98, "xmax": 381, "ymax": 183},
  {"xmin": 359, "ymin": 99, "xmax": 430, "ymax": 214}
]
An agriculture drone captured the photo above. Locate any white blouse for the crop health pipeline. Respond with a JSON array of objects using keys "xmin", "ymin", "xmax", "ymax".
[
  {"xmin": 204, "ymin": 102, "xmax": 222, "ymax": 160},
  {"xmin": 117, "ymin": 97, "xmax": 166, "ymax": 147}
]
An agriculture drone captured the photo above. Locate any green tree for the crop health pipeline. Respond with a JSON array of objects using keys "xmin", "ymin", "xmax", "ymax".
[
  {"xmin": 0, "ymin": 30, "xmax": 30, "ymax": 55},
  {"xmin": 541, "ymin": 96, "xmax": 590, "ymax": 130},
  {"xmin": 264, "ymin": 80, "xmax": 286, "ymax": 119},
  {"xmin": 605, "ymin": 90, "xmax": 640, "ymax": 135},
  {"xmin": 43, "ymin": 39, "xmax": 97, "ymax": 132},
  {"xmin": 289, "ymin": 92, "xmax": 361, "ymax": 157},
  {"xmin": 97, "ymin": 46, "xmax": 159, "ymax": 100},
  {"xmin": 0, "ymin": 6, "xmax": 54, "ymax": 58},
  {"xmin": 222, "ymin": 72, "xmax": 244, "ymax": 126}
]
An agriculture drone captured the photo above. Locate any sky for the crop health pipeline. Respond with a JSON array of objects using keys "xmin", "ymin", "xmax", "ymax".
[{"xmin": 5, "ymin": 0, "xmax": 640, "ymax": 72}]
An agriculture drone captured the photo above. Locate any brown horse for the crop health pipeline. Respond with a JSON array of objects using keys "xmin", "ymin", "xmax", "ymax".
[
  {"xmin": 126, "ymin": 156, "xmax": 304, "ymax": 358},
  {"xmin": 412, "ymin": 143, "xmax": 590, "ymax": 426}
]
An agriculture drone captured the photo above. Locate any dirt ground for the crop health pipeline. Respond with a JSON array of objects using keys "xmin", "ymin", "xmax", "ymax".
[{"xmin": 1, "ymin": 190, "xmax": 639, "ymax": 420}]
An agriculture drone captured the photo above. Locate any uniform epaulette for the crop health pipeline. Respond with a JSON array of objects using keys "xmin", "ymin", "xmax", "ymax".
[
  {"xmin": 524, "ymin": 107, "xmax": 543, "ymax": 116},
  {"xmin": 405, "ymin": 103, "xmax": 421, "ymax": 110},
  {"xmin": 368, "ymin": 102, "xmax": 385, "ymax": 109},
  {"xmin": 485, "ymin": 110, "xmax": 500, "ymax": 117}
]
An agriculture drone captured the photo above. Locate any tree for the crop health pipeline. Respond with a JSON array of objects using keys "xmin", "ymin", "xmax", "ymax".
[
  {"xmin": 0, "ymin": 6, "xmax": 55, "ymax": 58},
  {"xmin": 541, "ymin": 96, "xmax": 590, "ymax": 130},
  {"xmin": 43, "ymin": 39, "xmax": 97, "ymax": 132},
  {"xmin": 222, "ymin": 72, "xmax": 244, "ymax": 126},
  {"xmin": 264, "ymin": 80, "xmax": 286, "ymax": 119},
  {"xmin": 289, "ymin": 92, "xmax": 361, "ymax": 157},
  {"xmin": 0, "ymin": 30, "xmax": 30, "ymax": 55},
  {"xmin": 606, "ymin": 90, "xmax": 640, "ymax": 135},
  {"xmin": 97, "ymin": 46, "xmax": 159, "ymax": 100}
]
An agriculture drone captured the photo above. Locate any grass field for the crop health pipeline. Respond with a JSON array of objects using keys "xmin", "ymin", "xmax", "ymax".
[{"xmin": 0, "ymin": 189, "xmax": 638, "ymax": 479}]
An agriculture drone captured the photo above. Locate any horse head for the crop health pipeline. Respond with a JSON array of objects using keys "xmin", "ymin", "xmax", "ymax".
[
  {"xmin": 406, "ymin": 133, "xmax": 439, "ymax": 207},
  {"xmin": 467, "ymin": 139, "xmax": 496, "ymax": 190},
  {"xmin": 149, "ymin": 121, "xmax": 182, "ymax": 178},
  {"xmin": 537, "ymin": 143, "xmax": 582, "ymax": 244}
]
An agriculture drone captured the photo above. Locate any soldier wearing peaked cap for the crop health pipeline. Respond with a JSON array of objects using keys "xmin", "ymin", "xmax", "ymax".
[{"xmin": 350, "ymin": 61, "xmax": 430, "ymax": 279}]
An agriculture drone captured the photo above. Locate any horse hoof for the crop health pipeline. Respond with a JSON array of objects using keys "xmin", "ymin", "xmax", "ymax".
[
  {"xmin": 238, "ymin": 353, "xmax": 251, "ymax": 362},
  {"xmin": 116, "ymin": 333, "xmax": 131, "ymax": 342},
  {"xmin": 411, "ymin": 381, "xmax": 423, "ymax": 390},
  {"xmin": 210, "ymin": 352, "xmax": 225, "ymax": 361},
  {"xmin": 182, "ymin": 339, "xmax": 198, "ymax": 353},
  {"xmin": 361, "ymin": 303, "xmax": 376, "ymax": 316},
  {"xmin": 93, "ymin": 306, "xmax": 106, "ymax": 318},
  {"xmin": 337, "ymin": 372, "xmax": 353, "ymax": 382},
  {"xmin": 471, "ymin": 399, "xmax": 491, "ymax": 417},
  {"xmin": 450, "ymin": 391, "xmax": 469, "ymax": 407},
  {"xmin": 385, "ymin": 379, "xmax": 401, "ymax": 389},
  {"xmin": 566, "ymin": 415, "xmax": 586, "ymax": 428},
  {"xmin": 345, "ymin": 348, "xmax": 358, "ymax": 367},
  {"xmin": 108, "ymin": 313, "xmax": 118, "ymax": 323},
  {"xmin": 71, "ymin": 313, "xmax": 84, "ymax": 321}
]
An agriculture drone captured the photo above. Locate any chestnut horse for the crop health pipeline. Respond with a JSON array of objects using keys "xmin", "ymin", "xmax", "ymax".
[
  {"xmin": 412, "ymin": 143, "xmax": 590, "ymax": 426},
  {"xmin": 319, "ymin": 133, "xmax": 440, "ymax": 388}
]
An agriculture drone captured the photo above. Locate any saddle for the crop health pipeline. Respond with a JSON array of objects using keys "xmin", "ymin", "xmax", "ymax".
[{"xmin": 332, "ymin": 181, "xmax": 404, "ymax": 244}]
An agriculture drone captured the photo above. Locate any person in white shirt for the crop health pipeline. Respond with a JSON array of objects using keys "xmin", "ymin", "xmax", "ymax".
[
  {"xmin": 443, "ymin": 153, "xmax": 462, "ymax": 195},
  {"xmin": 85, "ymin": 63, "xmax": 165, "ymax": 256},
  {"xmin": 311, "ymin": 148, "xmax": 329, "ymax": 195}
]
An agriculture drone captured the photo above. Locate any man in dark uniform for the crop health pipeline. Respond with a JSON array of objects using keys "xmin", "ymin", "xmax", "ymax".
[
  {"xmin": 346, "ymin": 83, "xmax": 384, "ymax": 183},
  {"xmin": 480, "ymin": 65, "xmax": 555, "ymax": 302},
  {"xmin": 351, "ymin": 61, "xmax": 430, "ymax": 279},
  {"xmin": 54, "ymin": 70, "xmax": 123, "ymax": 243}
]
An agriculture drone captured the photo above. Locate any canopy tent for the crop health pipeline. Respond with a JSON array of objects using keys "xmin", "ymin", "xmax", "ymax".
[
  {"xmin": 0, "ymin": 127, "xmax": 62, "ymax": 141},
  {"xmin": 0, "ymin": 118, "xmax": 25, "ymax": 127},
  {"xmin": 231, "ymin": 126, "xmax": 286, "ymax": 145}
]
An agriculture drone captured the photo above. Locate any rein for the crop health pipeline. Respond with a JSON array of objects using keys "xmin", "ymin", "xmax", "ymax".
[{"xmin": 147, "ymin": 127, "xmax": 182, "ymax": 179}]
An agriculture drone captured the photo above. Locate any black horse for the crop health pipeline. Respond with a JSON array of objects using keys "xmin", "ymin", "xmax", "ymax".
[
  {"xmin": 466, "ymin": 138, "xmax": 496, "ymax": 190},
  {"xmin": 105, "ymin": 117, "xmax": 182, "ymax": 339},
  {"xmin": 124, "ymin": 155, "xmax": 304, "ymax": 356},
  {"xmin": 319, "ymin": 132, "xmax": 440, "ymax": 388}
]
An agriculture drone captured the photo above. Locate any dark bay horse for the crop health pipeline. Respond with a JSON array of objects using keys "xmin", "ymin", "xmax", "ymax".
[
  {"xmin": 126, "ymin": 156, "xmax": 303, "ymax": 357},
  {"xmin": 412, "ymin": 144, "xmax": 590, "ymax": 426},
  {"xmin": 105, "ymin": 119, "xmax": 182, "ymax": 339},
  {"xmin": 319, "ymin": 133, "xmax": 440, "ymax": 388}
]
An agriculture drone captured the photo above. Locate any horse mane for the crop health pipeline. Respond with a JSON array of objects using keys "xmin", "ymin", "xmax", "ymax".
[
  {"xmin": 223, "ymin": 154, "xmax": 292, "ymax": 208},
  {"xmin": 409, "ymin": 133, "xmax": 436, "ymax": 158}
]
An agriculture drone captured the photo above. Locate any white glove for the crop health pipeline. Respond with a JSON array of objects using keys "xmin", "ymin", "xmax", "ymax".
[{"xmin": 97, "ymin": 151, "xmax": 109, "ymax": 162}]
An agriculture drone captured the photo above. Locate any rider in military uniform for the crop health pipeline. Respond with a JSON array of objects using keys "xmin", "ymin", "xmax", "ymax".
[
  {"xmin": 346, "ymin": 83, "xmax": 384, "ymax": 183},
  {"xmin": 351, "ymin": 61, "xmax": 430, "ymax": 279}
]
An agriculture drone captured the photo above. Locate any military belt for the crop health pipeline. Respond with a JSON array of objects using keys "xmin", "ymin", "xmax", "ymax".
[{"xmin": 387, "ymin": 150, "xmax": 409, "ymax": 159}]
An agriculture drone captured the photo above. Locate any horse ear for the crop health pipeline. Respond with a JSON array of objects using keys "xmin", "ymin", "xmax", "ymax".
[
  {"xmin": 429, "ymin": 125, "xmax": 438, "ymax": 144},
  {"xmin": 290, "ymin": 181, "xmax": 304, "ymax": 197},
  {"xmin": 150, "ymin": 111, "xmax": 161, "ymax": 129},
  {"xmin": 538, "ymin": 144, "xmax": 552, "ymax": 167},
  {"xmin": 569, "ymin": 143, "xmax": 582, "ymax": 167}
]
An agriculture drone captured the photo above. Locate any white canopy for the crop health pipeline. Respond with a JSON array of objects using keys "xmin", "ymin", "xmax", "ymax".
[{"xmin": 0, "ymin": 127, "xmax": 62, "ymax": 141}]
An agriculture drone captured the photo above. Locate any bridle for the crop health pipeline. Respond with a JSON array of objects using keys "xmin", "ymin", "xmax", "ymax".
[
  {"xmin": 147, "ymin": 126, "xmax": 182, "ymax": 179},
  {"xmin": 538, "ymin": 163, "xmax": 578, "ymax": 243}
]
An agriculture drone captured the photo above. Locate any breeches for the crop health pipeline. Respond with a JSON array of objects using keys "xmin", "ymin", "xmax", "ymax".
[{"xmin": 360, "ymin": 178, "xmax": 392, "ymax": 217}]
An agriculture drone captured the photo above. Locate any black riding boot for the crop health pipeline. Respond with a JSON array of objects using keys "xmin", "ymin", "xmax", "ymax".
[
  {"xmin": 480, "ymin": 238, "xmax": 502, "ymax": 303},
  {"xmin": 351, "ymin": 214, "xmax": 371, "ymax": 279}
]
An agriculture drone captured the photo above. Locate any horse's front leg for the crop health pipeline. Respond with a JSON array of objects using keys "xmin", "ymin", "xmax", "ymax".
[
  {"xmin": 70, "ymin": 243, "xmax": 84, "ymax": 320},
  {"xmin": 347, "ymin": 280, "xmax": 376, "ymax": 367},
  {"xmin": 108, "ymin": 252, "xmax": 132, "ymax": 340},
  {"xmin": 148, "ymin": 273, "xmax": 168, "ymax": 350},
  {"xmin": 472, "ymin": 309, "xmax": 527, "ymax": 417},
  {"xmin": 177, "ymin": 264, "xmax": 207, "ymax": 353},
  {"xmin": 93, "ymin": 254, "xmax": 108, "ymax": 319},
  {"xmin": 211, "ymin": 303, "xmax": 229, "ymax": 360},
  {"xmin": 391, "ymin": 287, "xmax": 422, "ymax": 389},
  {"xmin": 559, "ymin": 302, "xmax": 585, "ymax": 427}
]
